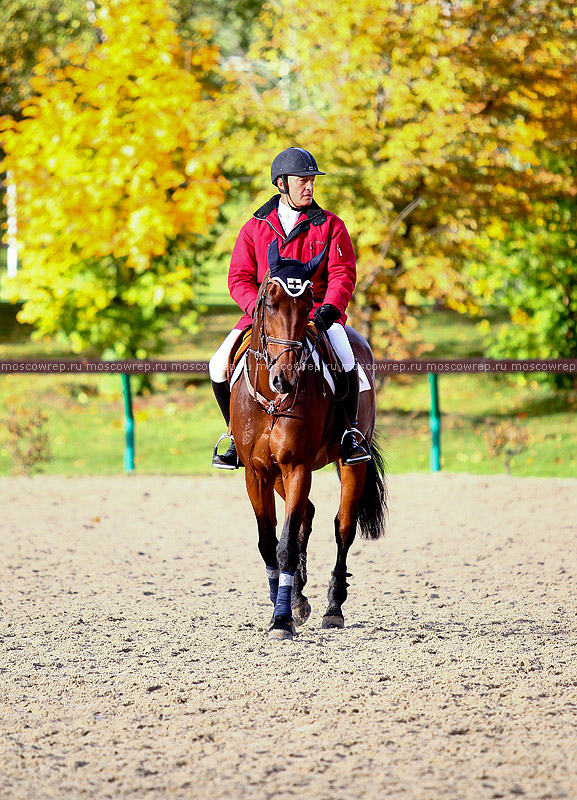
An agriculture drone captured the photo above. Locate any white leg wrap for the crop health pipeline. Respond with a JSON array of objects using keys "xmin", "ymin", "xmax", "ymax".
[{"xmin": 279, "ymin": 572, "xmax": 294, "ymax": 587}]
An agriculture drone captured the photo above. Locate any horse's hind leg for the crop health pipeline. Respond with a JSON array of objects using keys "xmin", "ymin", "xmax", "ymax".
[
  {"xmin": 323, "ymin": 463, "xmax": 366, "ymax": 629},
  {"xmin": 275, "ymin": 476, "xmax": 314, "ymax": 626}
]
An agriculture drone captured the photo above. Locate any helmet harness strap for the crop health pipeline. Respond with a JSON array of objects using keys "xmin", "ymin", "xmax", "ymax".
[{"xmin": 279, "ymin": 175, "xmax": 309, "ymax": 212}]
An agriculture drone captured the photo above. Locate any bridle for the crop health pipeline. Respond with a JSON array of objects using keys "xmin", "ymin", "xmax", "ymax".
[
  {"xmin": 245, "ymin": 278, "xmax": 314, "ymax": 417},
  {"xmin": 249, "ymin": 278, "xmax": 311, "ymax": 372}
]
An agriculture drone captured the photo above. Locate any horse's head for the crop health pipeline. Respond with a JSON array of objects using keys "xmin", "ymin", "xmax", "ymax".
[{"xmin": 256, "ymin": 239, "xmax": 327, "ymax": 395}]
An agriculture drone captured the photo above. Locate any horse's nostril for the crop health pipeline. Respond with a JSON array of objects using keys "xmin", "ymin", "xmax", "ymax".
[{"xmin": 272, "ymin": 373, "xmax": 294, "ymax": 394}]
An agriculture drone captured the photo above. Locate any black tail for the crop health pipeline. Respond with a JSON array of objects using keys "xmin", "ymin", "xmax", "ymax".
[{"xmin": 357, "ymin": 435, "xmax": 388, "ymax": 540}]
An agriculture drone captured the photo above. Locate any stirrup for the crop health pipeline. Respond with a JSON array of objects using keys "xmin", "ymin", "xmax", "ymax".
[
  {"xmin": 212, "ymin": 433, "xmax": 240, "ymax": 470},
  {"xmin": 340, "ymin": 427, "xmax": 371, "ymax": 465}
]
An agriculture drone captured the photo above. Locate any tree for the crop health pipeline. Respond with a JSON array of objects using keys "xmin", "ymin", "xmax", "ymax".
[
  {"xmin": 221, "ymin": 0, "xmax": 577, "ymax": 358},
  {"xmin": 470, "ymin": 203, "xmax": 577, "ymax": 386},
  {"xmin": 0, "ymin": 0, "xmax": 95, "ymax": 122},
  {"xmin": 0, "ymin": 0, "xmax": 259, "ymax": 241},
  {"xmin": 0, "ymin": 0, "xmax": 262, "ymax": 123},
  {"xmin": 1, "ymin": 0, "xmax": 228, "ymax": 358},
  {"xmin": 462, "ymin": 1, "xmax": 577, "ymax": 381},
  {"xmin": 170, "ymin": 0, "xmax": 262, "ymax": 55}
]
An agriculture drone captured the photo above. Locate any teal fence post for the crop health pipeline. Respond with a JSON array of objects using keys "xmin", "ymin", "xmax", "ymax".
[
  {"xmin": 121, "ymin": 374, "xmax": 135, "ymax": 473},
  {"xmin": 429, "ymin": 372, "xmax": 441, "ymax": 472}
]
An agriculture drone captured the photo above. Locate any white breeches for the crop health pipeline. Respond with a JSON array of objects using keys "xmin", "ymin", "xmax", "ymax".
[
  {"xmin": 326, "ymin": 323, "xmax": 356, "ymax": 372},
  {"xmin": 208, "ymin": 328, "xmax": 244, "ymax": 383},
  {"xmin": 208, "ymin": 322, "xmax": 356, "ymax": 383}
]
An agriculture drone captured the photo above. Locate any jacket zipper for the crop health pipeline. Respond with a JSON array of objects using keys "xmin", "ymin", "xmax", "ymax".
[
  {"xmin": 261, "ymin": 209, "xmax": 323, "ymax": 248},
  {"xmin": 264, "ymin": 217, "xmax": 310, "ymax": 249},
  {"xmin": 264, "ymin": 219, "xmax": 285, "ymax": 241}
]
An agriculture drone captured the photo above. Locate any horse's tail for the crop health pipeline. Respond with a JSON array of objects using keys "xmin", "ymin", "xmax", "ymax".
[{"xmin": 357, "ymin": 434, "xmax": 388, "ymax": 540}]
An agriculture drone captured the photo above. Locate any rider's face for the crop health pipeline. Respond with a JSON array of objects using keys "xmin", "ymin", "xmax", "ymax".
[{"xmin": 279, "ymin": 175, "xmax": 315, "ymax": 207}]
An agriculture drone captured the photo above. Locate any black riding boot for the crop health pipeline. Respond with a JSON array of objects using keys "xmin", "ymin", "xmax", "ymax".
[
  {"xmin": 341, "ymin": 368, "xmax": 371, "ymax": 465},
  {"xmin": 211, "ymin": 380, "xmax": 240, "ymax": 470}
]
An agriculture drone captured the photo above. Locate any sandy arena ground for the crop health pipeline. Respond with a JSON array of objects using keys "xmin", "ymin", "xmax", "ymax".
[{"xmin": 1, "ymin": 471, "xmax": 576, "ymax": 799}]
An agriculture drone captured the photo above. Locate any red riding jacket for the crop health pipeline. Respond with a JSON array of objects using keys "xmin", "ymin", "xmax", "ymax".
[{"xmin": 229, "ymin": 196, "xmax": 356, "ymax": 330}]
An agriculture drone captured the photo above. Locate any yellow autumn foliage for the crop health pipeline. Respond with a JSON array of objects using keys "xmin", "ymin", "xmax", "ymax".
[
  {"xmin": 3, "ymin": 0, "xmax": 577, "ymax": 362},
  {"xmin": 1, "ymin": 0, "xmax": 228, "ymax": 356},
  {"xmin": 222, "ymin": 0, "xmax": 577, "ymax": 356}
]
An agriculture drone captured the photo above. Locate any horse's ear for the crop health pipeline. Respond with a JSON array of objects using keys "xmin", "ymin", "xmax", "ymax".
[
  {"xmin": 303, "ymin": 243, "xmax": 328, "ymax": 279},
  {"xmin": 267, "ymin": 239, "xmax": 282, "ymax": 270}
]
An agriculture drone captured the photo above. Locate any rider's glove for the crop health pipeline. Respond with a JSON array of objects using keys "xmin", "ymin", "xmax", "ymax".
[{"xmin": 313, "ymin": 303, "xmax": 341, "ymax": 333}]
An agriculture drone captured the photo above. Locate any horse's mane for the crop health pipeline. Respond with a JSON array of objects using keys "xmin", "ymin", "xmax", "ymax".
[{"xmin": 255, "ymin": 269, "xmax": 271, "ymax": 301}]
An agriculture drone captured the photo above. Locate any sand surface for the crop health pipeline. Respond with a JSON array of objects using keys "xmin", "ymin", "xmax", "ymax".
[{"xmin": 1, "ymin": 471, "xmax": 576, "ymax": 799}]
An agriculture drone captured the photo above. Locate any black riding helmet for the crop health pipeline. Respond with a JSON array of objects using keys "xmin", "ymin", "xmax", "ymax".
[{"xmin": 270, "ymin": 147, "xmax": 326, "ymax": 186}]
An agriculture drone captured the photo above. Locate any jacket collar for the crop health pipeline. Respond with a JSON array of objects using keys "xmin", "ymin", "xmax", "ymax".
[{"xmin": 253, "ymin": 195, "xmax": 326, "ymax": 227}]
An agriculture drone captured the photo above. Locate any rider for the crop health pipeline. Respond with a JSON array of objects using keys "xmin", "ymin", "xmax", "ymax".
[{"xmin": 209, "ymin": 146, "xmax": 371, "ymax": 469}]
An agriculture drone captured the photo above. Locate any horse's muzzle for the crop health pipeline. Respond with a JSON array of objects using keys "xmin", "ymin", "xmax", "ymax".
[{"xmin": 271, "ymin": 370, "xmax": 297, "ymax": 395}]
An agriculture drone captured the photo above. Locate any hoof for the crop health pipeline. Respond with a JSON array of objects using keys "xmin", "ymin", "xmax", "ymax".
[
  {"xmin": 322, "ymin": 614, "xmax": 345, "ymax": 629},
  {"xmin": 268, "ymin": 617, "xmax": 296, "ymax": 641},
  {"xmin": 292, "ymin": 599, "xmax": 311, "ymax": 626}
]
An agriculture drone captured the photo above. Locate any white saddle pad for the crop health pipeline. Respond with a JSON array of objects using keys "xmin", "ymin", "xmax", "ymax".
[{"xmin": 230, "ymin": 350, "xmax": 371, "ymax": 393}]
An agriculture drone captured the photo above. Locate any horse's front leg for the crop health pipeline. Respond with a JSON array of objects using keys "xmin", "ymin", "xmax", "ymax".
[
  {"xmin": 275, "ymin": 476, "xmax": 314, "ymax": 627},
  {"xmin": 323, "ymin": 462, "xmax": 366, "ymax": 629},
  {"xmin": 244, "ymin": 466, "xmax": 279, "ymax": 620},
  {"xmin": 269, "ymin": 465, "xmax": 312, "ymax": 640}
]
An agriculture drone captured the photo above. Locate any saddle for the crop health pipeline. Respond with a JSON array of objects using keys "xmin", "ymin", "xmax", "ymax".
[
  {"xmin": 307, "ymin": 321, "xmax": 343, "ymax": 375},
  {"xmin": 226, "ymin": 327, "xmax": 252, "ymax": 383}
]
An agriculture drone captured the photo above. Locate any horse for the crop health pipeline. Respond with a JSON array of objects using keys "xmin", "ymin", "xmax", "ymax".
[{"xmin": 229, "ymin": 242, "xmax": 387, "ymax": 641}]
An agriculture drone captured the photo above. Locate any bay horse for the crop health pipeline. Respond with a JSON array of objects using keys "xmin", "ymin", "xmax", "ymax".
[{"xmin": 229, "ymin": 241, "xmax": 387, "ymax": 640}]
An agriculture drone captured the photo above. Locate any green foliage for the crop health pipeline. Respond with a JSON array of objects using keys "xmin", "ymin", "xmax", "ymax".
[
  {"xmin": 470, "ymin": 205, "xmax": 577, "ymax": 387},
  {"xmin": 0, "ymin": 302, "xmax": 575, "ymax": 478}
]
